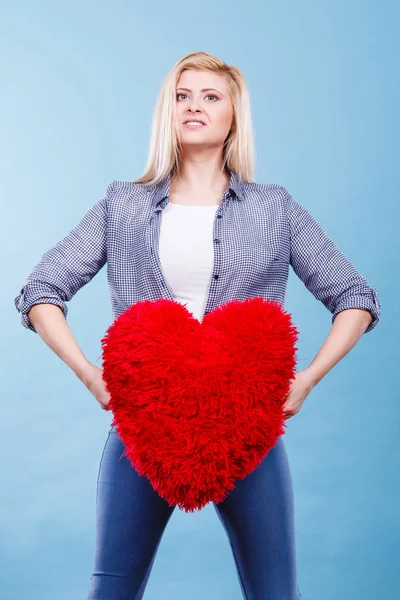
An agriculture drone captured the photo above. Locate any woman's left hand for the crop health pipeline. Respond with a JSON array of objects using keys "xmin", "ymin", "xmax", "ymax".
[{"xmin": 282, "ymin": 368, "xmax": 316, "ymax": 419}]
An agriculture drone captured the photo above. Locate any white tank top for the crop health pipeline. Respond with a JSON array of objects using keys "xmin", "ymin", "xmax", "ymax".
[{"xmin": 158, "ymin": 202, "xmax": 219, "ymax": 323}]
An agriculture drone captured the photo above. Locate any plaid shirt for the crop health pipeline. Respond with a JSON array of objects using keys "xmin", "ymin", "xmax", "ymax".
[{"xmin": 14, "ymin": 169, "xmax": 381, "ymax": 334}]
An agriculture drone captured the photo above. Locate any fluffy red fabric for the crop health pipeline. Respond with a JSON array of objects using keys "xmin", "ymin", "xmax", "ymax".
[{"xmin": 100, "ymin": 297, "xmax": 298, "ymax": 512}]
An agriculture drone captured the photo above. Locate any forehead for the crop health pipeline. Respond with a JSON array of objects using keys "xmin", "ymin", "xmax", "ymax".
[{"xmin": 176, "ymin": 69, "xmax": 228, "ymax": 93}]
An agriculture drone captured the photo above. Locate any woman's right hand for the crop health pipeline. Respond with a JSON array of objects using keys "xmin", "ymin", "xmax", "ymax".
[{"xmin": 80, "ymin": 363, "xmax": 112, "ymax": 411}]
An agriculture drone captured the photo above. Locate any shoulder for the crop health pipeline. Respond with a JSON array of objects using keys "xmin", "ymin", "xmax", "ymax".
[
  {"xmin": 242, "ymin": 181, "xmax": 293, "ymax": 212},
  {"xmin": 243, "ymin": 181, "xmax": 289, "ymax": 200},
  {"xmin": 105, "ymin": 179, "xmax": 151, "ymax": 200},
  {"xmin": 102, "ymin": 180, "xmax": 155, "ymax": 214},
  {"xmin": 96, "ymin": 181, "xmax": 153, "ymax": 223},
  {"xmin": 245, "ymin": 181, "xmax": 310, "ymax": 214}
]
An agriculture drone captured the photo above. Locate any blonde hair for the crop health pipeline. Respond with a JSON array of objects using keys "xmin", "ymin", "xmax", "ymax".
[{"xmin": 134, "ymin": 51, "xmax": 255, "ymax": 186}]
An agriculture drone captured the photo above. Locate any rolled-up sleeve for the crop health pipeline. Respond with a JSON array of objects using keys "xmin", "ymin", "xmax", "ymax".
[
  {"xmin": 283, "ymin": 187, "xmax": 381, "ymax": 334},
  {"xmin": 14, "ymin": 182, "xmax": 113, "ymax": 333}
]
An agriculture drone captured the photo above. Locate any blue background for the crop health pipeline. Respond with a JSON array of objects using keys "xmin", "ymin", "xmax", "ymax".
[{"xmin": 1, "ymin": 1, "xmax": 398, "ymax": 599}]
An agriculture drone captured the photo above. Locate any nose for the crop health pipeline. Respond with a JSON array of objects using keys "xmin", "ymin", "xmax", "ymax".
[{"xmin": 187, "ymin": 97, "xmax": 202, "ymax": 113}]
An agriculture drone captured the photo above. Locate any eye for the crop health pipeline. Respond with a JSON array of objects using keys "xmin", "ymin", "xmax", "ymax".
[{"xmin": 176, "ymin": 93, "xmax": 219, "ymax": 101}]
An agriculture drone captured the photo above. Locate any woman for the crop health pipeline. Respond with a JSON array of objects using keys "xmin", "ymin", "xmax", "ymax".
[{"xmin": 14, "ymin": 51, "xmax": 381, "ymax": 599}]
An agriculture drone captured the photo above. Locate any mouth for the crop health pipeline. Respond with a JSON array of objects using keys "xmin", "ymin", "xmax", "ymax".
[{"xmin": 183, "ymin": 120, "xmax": 207, "ymax": 129}]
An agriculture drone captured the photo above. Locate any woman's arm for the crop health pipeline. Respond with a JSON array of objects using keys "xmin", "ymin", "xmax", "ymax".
[
  {"xmin": 27, "ymin": 303, "xmax": 92, "ymax": 380},
  {"xmin": 305, "ymin": 307, "xmax": 373, "ymax": 386},
  {"xmin": 27, "ymin": 303, "xmax": 111, "ymax": 410},
  {"xmin": 14, "ymin": 182, "xmax": 113, "ymax": 333},
  {"xmin": 282, "ymin": 307, "xmax": 373, "ymax": 418},
  {"xmin": 280, "ymin": 187, "xmax": 381, "ymax": 418},
  {"xmin": 283, "ymin": 186, "xmax": 381, "ymax": 334},
  {"xmin": 14, "ymin": 183, "xmax": 114, "ymax": 409}
]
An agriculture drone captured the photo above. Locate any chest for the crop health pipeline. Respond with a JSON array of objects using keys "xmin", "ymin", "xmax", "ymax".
[
  {"xmin": 108, "ymin": 194, "xmax": 290, "ymax": 273},
  {"xmin": 168, "ymin": 190, "xmax": 222, "ymax": 206}
]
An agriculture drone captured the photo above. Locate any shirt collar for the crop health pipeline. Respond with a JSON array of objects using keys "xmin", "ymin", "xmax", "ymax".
[{"xmin": 151, "ymin": 167, "xmax": 245, "ymax": 208}]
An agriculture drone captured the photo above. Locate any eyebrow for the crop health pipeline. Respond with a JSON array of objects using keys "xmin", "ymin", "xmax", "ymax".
[{"xmin": 176, "ymin": 87, "xmax": 224, "ymax": 96}]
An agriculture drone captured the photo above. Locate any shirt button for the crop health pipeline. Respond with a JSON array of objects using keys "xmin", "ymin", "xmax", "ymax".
[
  {"xmin": 217, "ymin": 214, "xmax": 222, "ymax": 219},
  {"xmin": 214, "ymin": 239, "xmax": 220, "ymax": 244},
  {"xmin": 213, "ymin": 274, "xmax": 219, "ymax": 280}
]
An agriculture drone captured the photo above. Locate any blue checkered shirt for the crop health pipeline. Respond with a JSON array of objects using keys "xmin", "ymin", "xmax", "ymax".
[{"xmin": 14, "ymin": 169, "xmax": 381, "ymax": 334}]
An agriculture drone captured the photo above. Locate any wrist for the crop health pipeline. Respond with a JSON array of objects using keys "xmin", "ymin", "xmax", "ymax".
[
  {"xmin": 303, "ymin": 366, "xmax": 321, "ymax": 387},
  {"xmin": 73, "ymin": 359, "xmax": 94, "ymax": 384}
]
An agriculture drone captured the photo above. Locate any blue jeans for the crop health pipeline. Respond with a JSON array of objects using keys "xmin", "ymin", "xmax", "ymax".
[{"xmin": 86, "ymin": 425, "xmax": 302, "ymax": 600}]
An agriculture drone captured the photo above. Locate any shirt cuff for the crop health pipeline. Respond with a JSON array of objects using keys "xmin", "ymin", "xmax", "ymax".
[
  {"xmin": 331, "ymin": 287, "xmax": 381, "ymax": 334},
  {"xmin": 14, "ymin": 290, "xmax": 68, "ymax": 333}
]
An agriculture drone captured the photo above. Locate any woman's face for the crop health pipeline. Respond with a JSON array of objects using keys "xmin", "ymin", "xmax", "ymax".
[{"xmin": 175, "ymin": 69, "xmax": 233, "ymax": 151}]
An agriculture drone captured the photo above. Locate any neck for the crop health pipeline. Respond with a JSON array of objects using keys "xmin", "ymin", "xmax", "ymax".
[{"xmin": 171, "ymin": 157, "xmax": 229, "ymax": 196}]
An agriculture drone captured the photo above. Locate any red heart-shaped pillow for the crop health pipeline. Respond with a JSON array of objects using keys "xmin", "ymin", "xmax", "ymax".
[{"xmin": 100, "ymin": 297, "xmax": 298, "ymax": 512}]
